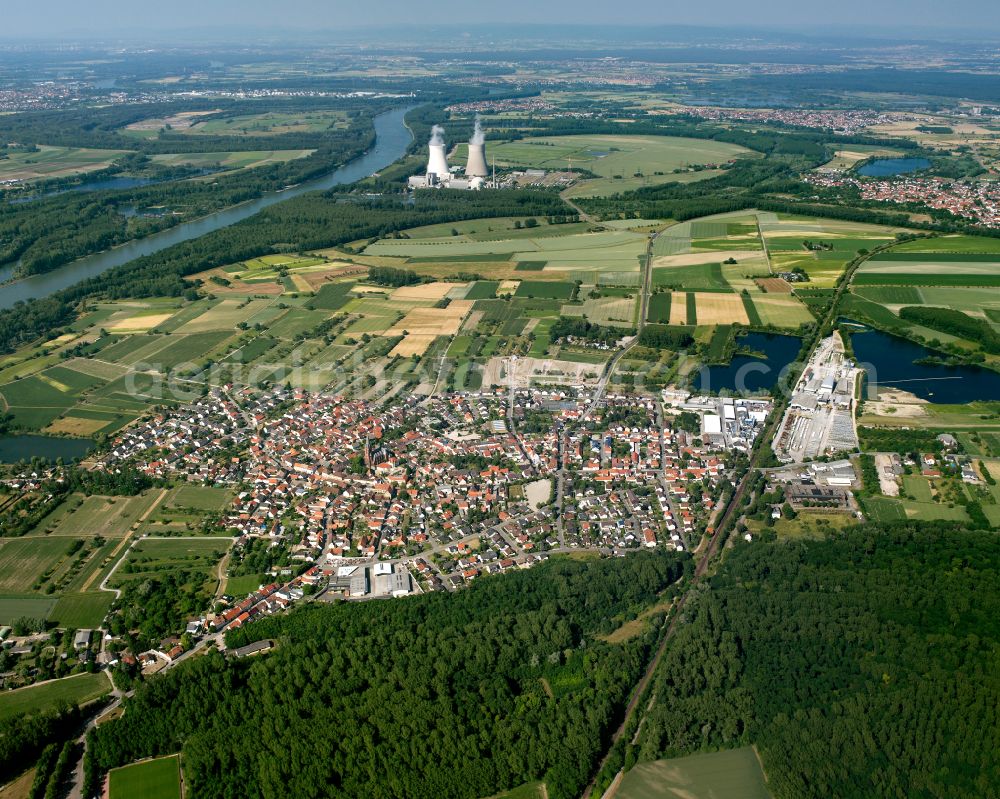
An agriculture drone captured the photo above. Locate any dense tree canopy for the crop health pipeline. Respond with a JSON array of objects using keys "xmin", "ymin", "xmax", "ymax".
[
  {"xmin": 90, "ymin": 552, "xmax": 688, "ymax": 799},
  {"xmin": 636, "ymin": 523, "xmax": 1000, "ymax": 799}
]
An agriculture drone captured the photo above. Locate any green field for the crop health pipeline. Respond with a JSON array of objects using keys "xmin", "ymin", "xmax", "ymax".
[
  {"xmin": 151, "ymin": 149, "xmax": 313, "ymax": 171},
  {"xmin": 465, "ymin": 281, "xmax": 501, "ymax": 299},
  {"xmin": 862, "ymin": 496, "xmax": 907, "ymax": 522},
  {"xmin": 181, "ymin": 109, "xmax": 348, "ymax": 136},
  {"xmin": 224, "ymin": 573, "xmax": 267, "ymax": 597},
  {"xmin": 514, "ymin": 281, "xmax": 575, "ymax": 300},
  {"xmin": 0, "ymin": 537, "xmax": 78, "ymax": 592},
  {"xmin": 109, "ymin": 538, "xmax": 230, "ymax": 586},
  {"xmin": 617, "ymin": 747, "xmax": 772, "ymax": 799},
  {"xmin": 48, "ymin": 592, "xmax": 115, "ymax": 628},
  {"xmin": 891, "ymin": 234, "xmax": 1000, "ymax": 254},
  {"xmin": 652, "ymin": 263, "xmax": 729, "ymax": 291},
  {"xmin": 0, "ymin": 671, "xmax": 111, "ymax": 720},
  {"xmin": 0, "ymin": 594, "xmax": 57, "ymax": 625},
  {"xmin": 0, "ymin": 145, "xmax": 128, "ymax": 184},
  {"xmin": 454, "ymin": 134, "xmax": 755, "ymax": 198},
  {"xmin": 109, "ymin": 755, "xmax": 182, "ymax": 799},
  {"xmin": 164, "ymin": 485, "xmax": 233, "ymax": 512}
]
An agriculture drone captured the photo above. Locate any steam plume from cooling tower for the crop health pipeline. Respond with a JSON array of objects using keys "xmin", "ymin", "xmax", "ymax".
[
  {"xmin": 430, "ymin": 125, "xmax": 446, "ymax": 146},
  {"xmin": 470, "ymin": 116, "xmax": 485, "ymax": 146}
]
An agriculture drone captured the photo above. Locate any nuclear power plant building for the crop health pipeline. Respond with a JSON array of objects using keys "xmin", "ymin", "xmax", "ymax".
[{"xmin": 408, "ymin": 121, "xmax": 494, "ymax": 190}]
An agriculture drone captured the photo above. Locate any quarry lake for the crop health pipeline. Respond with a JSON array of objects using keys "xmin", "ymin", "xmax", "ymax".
[
  {"xmin": 0, "ymin": 106, "xmax": 414, "ymax": 309},
  {"xmin": 849, "ymin": 327, "xmax": 1000, "ymax": 403},
  {"xmin": 0, "ymin": 435, "xmax": 95, "ymax": 463},
  {"xmin": 696, "ymin": 332, "xmax": 801, "ymax": 395},
  {"xmin": 856, "ymin": 157, "xmax": 931, "ymax": 177}
]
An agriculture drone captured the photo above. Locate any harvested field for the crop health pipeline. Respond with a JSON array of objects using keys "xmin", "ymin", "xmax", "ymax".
[
  {"xmin": 668, "ymin": 293, "xmax": 688, "ymax": 326},
  {"xmin": 389, "ymin": 334, "xmax": 438, "ymax": 357},
  {"xmin": 386, "ymin": 301, "xmax": 473, "ymax": 337},
  {"xmin": 756, "ymin": 277, "xmax": 793, "ymax": 293},
  {"xmin": 694, "ymin": 292, "xmax": 750, "ymax": 325},
  {"xmin": 107, "ymin": 313, "xmax": 174, "ymax": 333},
  {"xmin": 43, "ymin": 416, "xmax": 108, "ymax": 436},
  {"xmin": 125, "ymin": 110, "xmax": 220, "ymax": 131},
  {"xmin": 390, "ymin": 282, "xmax": 464, "ymax": 301},
  {"xmin": 653, "ymin": 249, "xmax": 761, "ymax": 268}
]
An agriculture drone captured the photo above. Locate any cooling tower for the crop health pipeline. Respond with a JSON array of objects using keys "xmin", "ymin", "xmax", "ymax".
[
  {"xmin": 427, "ymin": 142, "xmax": 450, "ymax": 179},
  {"xmin": 466, "ymin": 142, "xmax": 488, "ymax": 178}
]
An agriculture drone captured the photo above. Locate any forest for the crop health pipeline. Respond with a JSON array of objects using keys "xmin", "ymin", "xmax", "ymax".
[
  {"xmin": 632, "ymin": 522, "xmax": 1000, "ymax": 799},
  {"xmin": 88, "ymin": 551, "xmax": 689, "ymax": 799}
]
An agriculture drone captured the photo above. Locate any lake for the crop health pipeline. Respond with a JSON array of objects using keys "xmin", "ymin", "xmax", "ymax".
[
  {"xmin": 0, "ymin": 435, "xmax": 95, "ymax": 463},
  {"xmin": 857, "ymin": 157, "xmax": 931, "ymax": 177},
  {"xmin": 849, "ymin": 327, "xmax": 1000, "ymax": 403},
  {"xmin": 696, "ymin": 332, "xmax": 802, "ymax": 395},
  {"xmin": 0, "ymin": 106, "xmax": 414, "ymax": 307}
]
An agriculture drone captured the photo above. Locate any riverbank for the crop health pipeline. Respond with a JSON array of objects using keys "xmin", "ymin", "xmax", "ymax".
[{"xmin": 0, "ymin": 106, "xmax": 415, "ymax": 310}]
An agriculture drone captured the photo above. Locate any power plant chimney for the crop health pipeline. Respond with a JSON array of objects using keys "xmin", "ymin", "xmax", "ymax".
[
  {"xmin": 427, "ymin": 125, "xmax": 450, "ymax": 180},
  {"xmin": 466, "ymin": 117, "xmax": 488, "ymax": 178}
]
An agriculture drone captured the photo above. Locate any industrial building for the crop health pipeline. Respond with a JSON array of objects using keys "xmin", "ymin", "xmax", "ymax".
[
  {"xmin": 408, "ymin": 118, "xmax": 498, "ymax": 191},
  {"xmin": 773, "ymin": 334, "xmax": 861, "ymax": 463}
]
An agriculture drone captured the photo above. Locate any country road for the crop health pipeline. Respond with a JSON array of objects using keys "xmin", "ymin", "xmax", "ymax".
[{"xmin": 580, "ymin": 223, "xmax": 887, "ymax": 799}]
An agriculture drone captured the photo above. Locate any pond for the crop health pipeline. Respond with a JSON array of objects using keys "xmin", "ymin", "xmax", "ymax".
[
  {"xmin": 856, "ymin": 157, "xmax": 931, "ymax": 177},
  {"xmin": 696, "ymin": 332, "xmax": 802, "ymax": 395},
  {"xmin": 848, "ymin": 327, "xmax": 1000, "ymax": 403},
  {"xmin": 0, "ymin": 435, "xmax": 95, "ymax": 463}
]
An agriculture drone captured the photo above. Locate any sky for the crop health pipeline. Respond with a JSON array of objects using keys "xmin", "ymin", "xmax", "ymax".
[{"xmin": 2, "ymin": 0, "xmax": 999, "ymax": 39}]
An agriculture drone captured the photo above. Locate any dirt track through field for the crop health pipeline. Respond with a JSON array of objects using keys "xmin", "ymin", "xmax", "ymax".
[{"xmin": 80, "ymin": 488, "xmax": 168, "ymax": 593}]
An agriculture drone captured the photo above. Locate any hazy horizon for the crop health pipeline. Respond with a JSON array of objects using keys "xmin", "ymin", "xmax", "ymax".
[{"xmin": 2, "ymin": 1, "xmax": 1000, "ymax": 41}]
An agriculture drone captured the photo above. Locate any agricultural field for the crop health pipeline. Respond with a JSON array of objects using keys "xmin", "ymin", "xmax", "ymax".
[
  {"xmin": 150, "ymin": 149, "xmax": 314, "ymax": 172},
  {"xmin": 108, "ymin": 537, "xmax": 231, "ymax": 588},
  {"xmin": 0, "ymin": 491, "xmax": 165, "ymax": 627},
  {"xmin": 0, "ymin": 671, "xmax": 112, "ymax": 721},
  {"xmin": 123, "ymin": 110, "xmax": 220, "ymax": 133},
  {"xmin": 0, "ymin": 145, "xmax": 128, "ymax": 184},
  {"xmin": 181, "ymin": 109, "xmax": 349, "ymax": 136},
  {"xmin": 109, "ymin": 755, "xmax": 182, "ymax": 799},
  {"xmin": 453, "ymin": 134, "xmax": 756, "ymax": 197},
  {"xmin": 617, "ymin": 747, "xmax": 772, "ymax": 799},
  {"xmin": 645, "ymin": 211, "xmax": 876, "ymax": 335},
  {"xmin": 846, "ymin": 234, "xmax": 1000, "ymax": 360},
  {"xmin": 361, "ymin": 225, "xmax": 648, "ymax": 283}
]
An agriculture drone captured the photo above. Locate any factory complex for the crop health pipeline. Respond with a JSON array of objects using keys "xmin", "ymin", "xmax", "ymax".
[
  {"xmin": 773, "ymin": 334, "xmax": 861, "ymax": 463},
  {"xmin": 408, "ymin": 118, "xmax": 501, "ymax": 190}
]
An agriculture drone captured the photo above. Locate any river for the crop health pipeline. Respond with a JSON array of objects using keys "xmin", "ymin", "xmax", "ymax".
[{"xmin": 0, "ymin": 106, "xmax": 414, "ymax": 310}]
